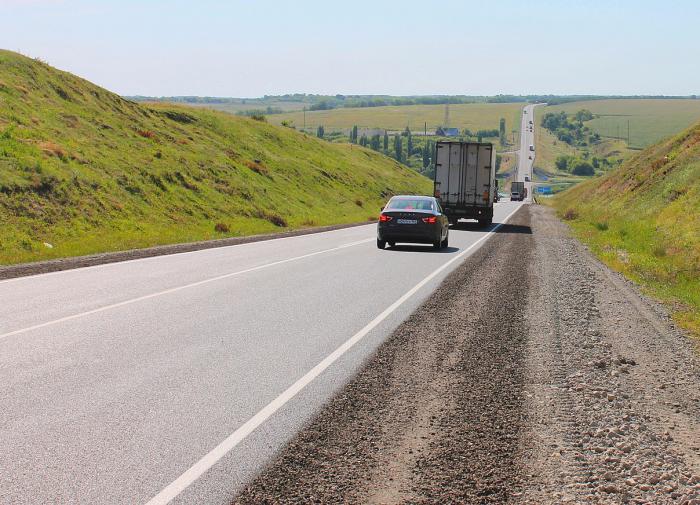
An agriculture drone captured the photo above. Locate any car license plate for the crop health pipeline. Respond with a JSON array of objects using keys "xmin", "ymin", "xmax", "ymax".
[{"xmin": 397, "ymin": 219, "xmax": 418, "ymax": 224}]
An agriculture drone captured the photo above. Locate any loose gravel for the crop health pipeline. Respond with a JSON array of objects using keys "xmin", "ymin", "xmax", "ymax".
[{"xmin": 231, "ymin": 205, "xmax": 700, "ymax": 504}]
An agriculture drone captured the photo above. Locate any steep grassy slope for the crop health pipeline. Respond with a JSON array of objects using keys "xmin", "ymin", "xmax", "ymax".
[
  {"xmin": 0, "ymin": 50, "xmax": 431, "ymax": 264},
  {"xmin": 552, "ymin": 122, "xmax": 700, "ymax": 336}
]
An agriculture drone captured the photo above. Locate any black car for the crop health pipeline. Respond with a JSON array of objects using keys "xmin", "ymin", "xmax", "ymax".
[{"xmin": 377, "ymin": 195, "xmax": 449, "ymax": 250}]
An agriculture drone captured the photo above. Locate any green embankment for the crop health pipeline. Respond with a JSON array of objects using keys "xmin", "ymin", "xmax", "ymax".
[
  {"xmin": 0, "ymin": 50, "xmax": 431, "ymax": 264},
  {"xmin": 551, "ymin": 122, "xmax": 700, "ymax": 337}
]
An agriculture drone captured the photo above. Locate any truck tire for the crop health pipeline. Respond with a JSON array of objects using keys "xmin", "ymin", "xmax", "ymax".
[
  {"xmin": 377, "ymin": 239, "xmax": 386, "ymax": 249},
  {"xmin": 388, "ymin": 242, "xmax": 395, "ymax": 248},
  {"xmin": 433, "ymin": 239, "xmax": 442, "ymax": 250},
  {"xmin": 478, "ymin": 218, "xmax": 492, "ymax": 227}
]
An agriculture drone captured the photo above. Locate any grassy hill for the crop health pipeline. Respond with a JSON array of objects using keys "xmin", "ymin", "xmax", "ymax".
[
  {"xmin": 551, "ymin": 121, "xmax": 700, "ymax": 337},
  {"xmin": 0, "ymin": 50, "xmax": 431, "ymax": 265}
]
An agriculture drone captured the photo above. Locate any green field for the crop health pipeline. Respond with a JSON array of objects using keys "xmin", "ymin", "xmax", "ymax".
[
  {"xmin": 545, "ymin": 99, "xmax": 700, "ymax": 148},
  {"xmin": 0, "ymin": 50, "xmax": 430, "ymax": 265},
  {"xmin": 271, "ymin": 102, "xmax": 523, "ymax": 135},
  {"xmin": 187, "ymin": 100, "xmax": 307, "ymax": 114},
  {"xmin": 549, "ymin": 120, "xmax": 700, "ymax": 338}
]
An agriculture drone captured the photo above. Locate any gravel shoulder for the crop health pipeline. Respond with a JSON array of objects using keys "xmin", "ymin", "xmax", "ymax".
[{"xmin": 231, "ymin": 205, "xmax": 700, "ymax": 504}]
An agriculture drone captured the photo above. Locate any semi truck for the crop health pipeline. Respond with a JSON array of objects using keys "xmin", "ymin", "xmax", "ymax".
[
  {"xmin": 433, "ymin": 141, "xmax": 495, "ymax": 226},
  {"xmin": 511, "ymin": 181, "xmax": 527, "ymax": 201}
]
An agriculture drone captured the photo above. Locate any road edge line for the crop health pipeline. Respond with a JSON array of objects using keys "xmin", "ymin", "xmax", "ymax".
[{"xmin": 143, "ymin": 204, "xmax": 523, "ymax": 505}]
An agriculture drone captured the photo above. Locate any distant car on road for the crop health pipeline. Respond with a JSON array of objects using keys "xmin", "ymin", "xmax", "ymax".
[
  {"xmin": 377, "ymin": 196, "xmax": 449, "ymax": 250},
  {"xmin": 525, "ymin": 175, "xmax": 530, "ymax": 182},
  {"xmin": 529, "ymin": 145, "xmax": 535, "ymax": 151}
]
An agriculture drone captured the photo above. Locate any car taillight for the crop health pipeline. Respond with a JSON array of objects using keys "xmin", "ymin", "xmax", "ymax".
[
  {"xmin": 379, "ymin": 214, "xmax": 393, "ymax": 222},
  {"xmin": 422, "ymin": 216, "xmax": 437, "ymax": 224}
]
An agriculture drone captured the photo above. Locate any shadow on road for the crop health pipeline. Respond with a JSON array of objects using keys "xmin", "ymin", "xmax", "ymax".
[
  {"xmin": 384, "ymin": 245, "xmax": 461, "ymax": 254},
  {"xmin": 450, "ymin": 222, "xmax": 532, "ymax": 235}
]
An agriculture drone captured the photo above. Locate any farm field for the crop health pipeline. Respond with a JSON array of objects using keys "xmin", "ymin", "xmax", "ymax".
[
  {"xmin": 544, "ymin": 99, "xmax": 700, "ymax": 148},
  {"xmin": 187, "ymin": 100, "xmax": 307, "ymax": 114},
  {"xmin": 271, "ymin": 102, "xmax": 523, "ymax": 136}
]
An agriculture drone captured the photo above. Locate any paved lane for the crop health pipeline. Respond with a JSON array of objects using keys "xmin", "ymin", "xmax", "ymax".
[{"xmin": 0, "ymin": 201, "xmax": 520, "ymax": 505}]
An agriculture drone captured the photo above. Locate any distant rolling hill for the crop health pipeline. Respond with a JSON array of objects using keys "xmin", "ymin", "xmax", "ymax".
[
  {"xmin": 0, "ymin": 50, "xmax": 430, "ymax": 265},
  {"xmin": 552, "ymin": 120, "xmax": 700, "ymax": 336}
]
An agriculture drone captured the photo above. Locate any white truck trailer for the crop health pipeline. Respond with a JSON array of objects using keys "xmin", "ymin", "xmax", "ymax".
[{"xmin": 433, "ymin": 141, "xmax": 496, "ymax": 226}]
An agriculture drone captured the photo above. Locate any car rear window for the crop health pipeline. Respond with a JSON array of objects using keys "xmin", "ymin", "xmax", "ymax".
[{"xmin": 385, "ymin": 198, "xmax": 434, "ymax": 211}]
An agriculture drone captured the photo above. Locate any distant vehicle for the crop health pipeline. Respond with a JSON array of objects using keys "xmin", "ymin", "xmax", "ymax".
[
  {"xmin": 377, "ymin": 196, "xmax": 449, "ymax": 250},
  {"xmin": 529, "ymin": 120, "xmax": 533, "ymax": 125},
  {"xmin": 511, "ymin": 181, "xmax": 526, "ymax": 201},
  {"xmin": 529, "ymin": 145, "xmax": 535, "ymax": 151},
  {"xmin": 433, "ymin": 141, "xmax": 496, "ymax": 226},
  {"xmin": 525, "ymin": 175, "xmax": 530, "ymax": 182},
  {"xmin": 528, "ymin": 155, "xmax": 532, "ymax": 160}
]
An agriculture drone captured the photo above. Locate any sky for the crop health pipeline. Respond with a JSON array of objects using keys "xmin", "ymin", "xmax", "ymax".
[{"xmin": 2, "ymin": 0, "xmax": 699, "ymax": 97}]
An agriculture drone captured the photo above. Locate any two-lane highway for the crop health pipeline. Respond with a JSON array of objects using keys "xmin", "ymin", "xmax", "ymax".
[
  {"xmin": 517, "ymin": 103, "xmax": 538, "ymax": 201},
  {"xmin": 1, "ymin": 202, "xmax": 521, "ymax": 505}
]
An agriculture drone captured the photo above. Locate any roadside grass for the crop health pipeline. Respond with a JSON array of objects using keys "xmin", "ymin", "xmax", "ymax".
[
  {"xmin": 269, "ymin": 102, "xmax": 523, "ymax": 135},
  {"xmin": 0, "ymin": 50, "xmax": 431, "ymax": 265},
  {"xmin": 548, "ymin": 122, "xmax": 700, "ymax": 339}
]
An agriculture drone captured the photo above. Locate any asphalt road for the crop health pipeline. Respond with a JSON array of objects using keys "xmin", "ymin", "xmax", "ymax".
[
  {"xmin": 0, "ymin": 201, "xmax": 521, "ymax": 505},
  {"xmin": 517, "ymin": 103, "xmax": 537, "ymax": 201}
]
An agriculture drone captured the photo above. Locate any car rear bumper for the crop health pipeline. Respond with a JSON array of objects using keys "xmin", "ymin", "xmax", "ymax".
[{"xmin": 377, "ymin": 225, "xmax": 442, "ymax": 243}]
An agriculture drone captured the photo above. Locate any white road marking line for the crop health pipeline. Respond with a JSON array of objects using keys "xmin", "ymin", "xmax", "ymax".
[
  {"xmin": 0, "ymin": 224, "xmax": 375, "ymax": 285},
  {"xmin": 143, "ymin": 205, "xmax": 522, "ymax": 505},
  {"xmin": 0, "ymin": 238, "xmax": 374, "ymax": 341}
]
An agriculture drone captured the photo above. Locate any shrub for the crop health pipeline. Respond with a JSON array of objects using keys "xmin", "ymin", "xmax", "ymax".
[
  {"xmin": 595, "ymin": 221, "xmax": 609, "ymax": 231},
  {"xmin": 563, "ymin": 208, "xmax": 578, "ymax": 220},
  {"xmin": 214, "ymin": 222, "xmax": 230, "ymax": 233},
  {"xmin": 572, "ymin": 161, "xmax": 594, "ymax": 176},
  {"xmin": 249, "ymin": 113, "xmax": 266, "ymax": 122},
  {"xmin": 266, "ymin": 213, "xmax": 287, "ymax": 227},
  {"xmin": 245, "ymin": 159, "xmax": 269, "ymax": 176},
  {"xmin": 137, "ymin": 129, "xmax": 157, "ymax": 139},
  {"xmin": 354, "ymin": 199, "xmax": 363, "ymax": 207}
]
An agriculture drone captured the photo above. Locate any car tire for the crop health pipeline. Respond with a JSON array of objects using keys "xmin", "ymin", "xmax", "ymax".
[
  {"xmin": 441, "ymin": 233, "xmax": 449, "ymax": 249},
  {"xmin": 388, "ymin": 242, "xmax": 395, "ymax": 248},
  {"xmin": 377, "ymin": 239, "xmax": 386, "ymax": 249},
  {"xmin": 433, "ymin": 240, "xmax": 441, "ymax": 250},
  {"xmin": 478, "ymin": 219, "xmax": 492, "ymax": 227}
]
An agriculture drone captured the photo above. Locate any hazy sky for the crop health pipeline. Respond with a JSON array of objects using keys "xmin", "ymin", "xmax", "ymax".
[{"xmin": 2, "ymin": 0, "xmax": 699, "ymax": 97}]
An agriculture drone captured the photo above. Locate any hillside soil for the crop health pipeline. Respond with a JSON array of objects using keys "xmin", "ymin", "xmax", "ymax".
[{"xmin": 232, "ymin": 205, "xmax": 700, "ymax": 504}]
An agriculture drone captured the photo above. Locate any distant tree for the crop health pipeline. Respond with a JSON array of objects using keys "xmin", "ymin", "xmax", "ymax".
[
  {"xmin": 575, "ymin": 109, "xmax": 594, "ymax": 122},
  {"xmin": 407, "ymin": 130, "xmax": 413, "ymax": 158},
  {"xmin": 370, "ymin": 134, "xmax": 381, "ymax": 151},
  {"xmin": 359, "ymin": 134, "xmax": 368, "ymax": 147},
  {"xmin": 555, "ymin": 155, "xmax": 570, "ymax": 172},
  {"xmin": 477, "ymin": 134, "xmax": 483, "ymax": 143},
  {"xmin": 316, "ymin": 125, "xmax": 325, "ymax": 139},
  {"xmin": 351, "ymin": 125, "xmax": 358, "ymax": 144},
  {"xmin": 394, "ymin": 134, "xmax": 402, "ymax": 162},
  {"xmin": 499, "ymin": 118, "xmax": 506, "ymax": 144},
  {"xmin": 592, "ymin": 157, "xmax": 600, "ymax": 168},
  {"xmin": 383, "ymin": 131, "xmax": 389, "ymax": 151},
  {"xmin": 496, "ymin": 154, "xmax": 502, "ymax": 170},
  {"xmin": 572, "ymin": 160, "xmax": 594, "ymax": 176}
]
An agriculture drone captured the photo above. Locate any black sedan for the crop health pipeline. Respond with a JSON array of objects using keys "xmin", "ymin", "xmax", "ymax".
[{"xmin": 377, "ymin": 195, "xmax": 449, "ymax": 250}]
